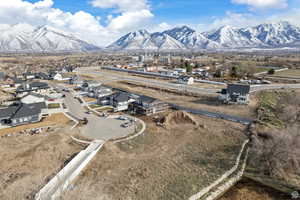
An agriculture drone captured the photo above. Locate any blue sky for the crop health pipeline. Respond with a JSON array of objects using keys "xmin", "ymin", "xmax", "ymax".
[
  {"xmin": 1, "ymin": 0, "xmax": 300, "ymax": 45},
  {"xmin": 23, "ymin": 0, "xmax": 297, "ymax": 26}
]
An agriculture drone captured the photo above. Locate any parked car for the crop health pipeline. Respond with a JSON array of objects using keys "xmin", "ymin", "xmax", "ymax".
[
  {"xmin": 118, "ymin": 116, "xmax": 128, "ymax": 121},
  {"xmin": 121, "ymin": 122, "xmax": 133, "ymax": 128}
]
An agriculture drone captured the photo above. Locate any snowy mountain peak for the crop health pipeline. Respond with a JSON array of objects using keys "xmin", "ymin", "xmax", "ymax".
[
  {"xmin": 0, "ymin": 23, "xmax": 100, "ymax": 52},
  {"xmin": 107, "ymin": 21, "xmax": 300, "ymax": 51}
]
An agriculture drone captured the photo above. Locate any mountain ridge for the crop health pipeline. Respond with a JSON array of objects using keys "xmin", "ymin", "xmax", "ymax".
[
  {"xmin": 0, "ymin": 23, "xmax": 100, "ymax": 53},
  {"xmin": 107, "ymin": 21, "xmax": 300, "ymax": 51}
]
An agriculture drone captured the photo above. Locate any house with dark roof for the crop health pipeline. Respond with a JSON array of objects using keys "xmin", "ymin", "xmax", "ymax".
[
  {"xmin": 16, "ymin": 82, "xmax": 50, "ymax": 94},
  {"xmin": 219, "ymin": 84, "xmax": 250, "ymax": 104},
  {"xmin": 0, "ymin": 102, "xmax": 46, "ymax": 127},
  {"xmin": 131, "ymin": 95, "xmax": 169, "ymax": 115},
  {"xmin": 0, "ymin": 72, "xmax": 5, "ymax": 81},
  {"xmin": 3, "ymin": 77, "xmax": 25, "ymax": 88},
  {"xmin": 178, "ymin": 76, "xmax": 194, "ymax": 85},
  {"xmin": 99, "ymin": 92, "xmax": 136, "ymax": 112},
  {"xmin": 35, "ymin": 72, "xmax": 51, "ymax": 80}
]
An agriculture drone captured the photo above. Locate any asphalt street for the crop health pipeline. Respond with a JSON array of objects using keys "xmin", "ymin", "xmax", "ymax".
[{"xmin": 56, "ymin": 84, "xmax": 135, "ymax": 141}]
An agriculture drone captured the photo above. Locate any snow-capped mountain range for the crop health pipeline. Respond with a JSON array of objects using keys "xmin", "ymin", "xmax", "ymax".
[
  {"xmin": 107, "ymin": 21, "xmax": 300, "ymax": 51},
  {"xmin": 0, "ymin": 23, "xmax": 100, "ymax": 52},
  {"xmin": 1, "ymin": 21, "xmax": 300, "ymax": 52}
]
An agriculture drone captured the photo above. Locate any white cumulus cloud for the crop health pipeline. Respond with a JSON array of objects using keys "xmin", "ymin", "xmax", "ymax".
[
  {"xmin": 0, "ymin": 0, "xmax": 155, "ymax": 46},
  {"xmin": 231, "ymin": 0, "xmax": 288, "ymax": 9}
]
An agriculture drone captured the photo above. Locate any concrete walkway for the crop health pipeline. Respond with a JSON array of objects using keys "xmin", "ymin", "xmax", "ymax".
[{"xmin": 36, "ymin": 140, "xmax": 104, "ymax": 200}]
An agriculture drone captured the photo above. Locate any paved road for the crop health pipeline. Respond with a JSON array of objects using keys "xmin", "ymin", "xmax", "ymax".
[
  {"xmin": 81, "ymin": 68, "xmax": 300, "ymax": 96},
  {"xmin": 54, "ymin": 84, "xmax": 135, "ymax": 141},
  {"xmin": 81, "ymin": 70, "xmax": 221, "ymax": 95},
  {"xmin": 250, "ymin": 83, "xmax": 300, "ymax": 93},
  {"xmin": 170, "ymin": 104, "xmax": 252, "ymax": 125}
]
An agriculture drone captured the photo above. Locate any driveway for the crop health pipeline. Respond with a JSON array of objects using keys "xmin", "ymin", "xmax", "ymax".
[{"xmin": 59, "ymin": 85, "xmax": 135, "ymax": 141}]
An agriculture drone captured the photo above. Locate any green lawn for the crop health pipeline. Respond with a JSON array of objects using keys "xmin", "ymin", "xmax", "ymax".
[{"xmin": 48, "ymin": 103, "xmax": 61, "ymax": 109}]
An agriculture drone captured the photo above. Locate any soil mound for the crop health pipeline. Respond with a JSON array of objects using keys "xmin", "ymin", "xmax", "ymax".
[{"xmin": 162, "ymin": 111, "xmax": 198, "ymax": 129}]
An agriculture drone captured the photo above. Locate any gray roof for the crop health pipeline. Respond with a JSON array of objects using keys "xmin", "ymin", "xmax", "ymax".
[
  {"xmin": 23, "ymin": 92, "xmax": 50, "ymax": 100},
  {"xmin": 12, "ymin": 77, "xmax": 24, "ymax": 84},
  {"xmin": 30, "ymin": 82, "xmax": 49, "ymax": 88},
  {"xmin": 0, "ymin": 72, "xmax": 5, "ymax": 80},
  {"xmin": 227, "ymin": 84, "xmax": 250, "ymax": 95},
  {"xmin": 0, "ymin": 102, "xmax": 46, "ymax": 120},
  {"xmin": 12, "ymin": 102, "xmax": 46, "ymax": 119},
  {"xmin": 0, "ymin": 106, "xmax": 18, "ymax": 119},
  {"xmin": 112, "ymin": 92, "xmax": 131, "ymax": 102}
]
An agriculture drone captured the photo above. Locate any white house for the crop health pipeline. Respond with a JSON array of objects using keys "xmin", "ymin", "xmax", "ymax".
[
  {"xmin": 178, "ymin": 76, "xmax": 194, "ymax": 85},
  {"xmin": 219, "ymin": 84, "xmax": 250, "ymax": 104},
  {"xmin": 21, "ymin": 93, "xmax": 46, "ymax": 104},
  {"xmin": 174, "ymin": 68, "xmax": 187, "ymax": 74},
  {"xmin": 53, "ymin": 73, "xmax": 63, "ymax": 81}
]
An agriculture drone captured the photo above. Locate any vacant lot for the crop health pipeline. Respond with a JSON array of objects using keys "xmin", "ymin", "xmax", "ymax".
[
  {"xmin": 220, "ymin": 178, "xmax": 290, "ymax": 200},
  {"xmin": 0, "ymin": 128, "xmax": 84, "ymax": 200},
  {"xmin": 273, "ymin": 69, "xmax": 300, "ymax": 78},
  {"xmin": 63, "ymin": 112, "xmax": 247, "ymax": 200},
  {"xmin": 106, "ymin": 81, "xmax": 257, "ymax": 119}
]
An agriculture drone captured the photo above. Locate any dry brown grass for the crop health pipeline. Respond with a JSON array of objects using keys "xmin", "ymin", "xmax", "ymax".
[
  {"xmin": 62, "ymin": 113, "xmax": 247, "ymax": 200},
  {"xmin": 220, "ymin": 178, "xmax": 290, "ymax": 200},
  {"xmin": 82, "ymin": 96, "xmax": 97, "ymax": 103},
  {"xmin": 0, "ymin": 128, "xmax": 84, "ymax": 200},
  {"xmin": 106, "ymin": 81, "xmax": 257, "ymax": 118},
  {"xmin": 0, "ymin": 113, "xmax": 71, "ymax": 136}
]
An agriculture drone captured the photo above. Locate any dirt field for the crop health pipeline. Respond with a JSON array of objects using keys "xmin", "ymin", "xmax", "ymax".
[
  {"xmin": 63, "ymin": 112, "xmax": 247, "ymax": 200},
  {"xmin": 0, "ymin": 113, "xmax": 72, "ymax": 136},
  {"xmin": 273, "ymin": 69, "xmax": 300, "ymax": 77},
  {"xmin": 220, "ymin": 178, "xmax": 291, "ymax": 200},
  {"xmin": 0, "ymin": 127, "xmax": 84, "ymax": 200},
  {"xmin": 106, "ymin": 81, "xmax": 257, "ymax": 119}
]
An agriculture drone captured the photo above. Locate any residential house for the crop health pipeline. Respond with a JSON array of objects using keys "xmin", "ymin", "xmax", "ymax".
[
  {"xmin": 20, "ymin": 92, "xmax": 47, "ymax": 104},
  {"xmin": 81, "ymin": 80, "xmax": 102, "ymax": 92},
  {"xmin": 219, "ymin": 84, "xmax": 250, "ymax": 104},
  {"xmin": 92, "ymin": 86, "xmax": 113, "ymax": 98},
  {"xmin": 3, "ymin": 77, "xmax": 24, "ymax": 88},
  {"xmin": 53, "ymin": 73, "xmax": 64, "ymax": 81},
  {"xmin": 158, "ymin": 69, "xmax": 178, "ymax": 76},
  {"xmin": 0, "ymin": 72, "xmax": 5, "ymax": 81},
  {"xmin": 16, "ymin": 82, "xmax": 50, "ymax": 94},
  {"xmin": 174, "ymin": 68, "xmax": 187, "ymax": 74},
  {"xmin": 0, "ymin": 102, "xmax": 46, "ymax": 127},
  {"xmin": 178, "ymin": 76, "xmax": 194, "ymax": 85},
  {"xmin": 61, "ymin": 66, "xmax": 74, "ymax": 73},
  {"xmin": 35, "ymin": 72, "xmax": 51, "ymax": 80},
  {"xmin": 23, "ymin": 72, "xmax": 35, "ymax": 80},
  {"xmin": 131, "ymin": 95, "xmax": 169, "ymax": 116},
  {"xmin": 99, "ymin": 92, "xmax": 135, "ymax": 112}
]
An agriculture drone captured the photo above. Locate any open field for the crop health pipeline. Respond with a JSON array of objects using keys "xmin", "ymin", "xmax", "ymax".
[
  {"xmin": 273, "ymin": 69, "xmax": 300, "ymax": 78},
  {"xmin": 105, "ymin": 81, "xmax": 257, "ymax": 119},
  {"xmin": 99, "ymin": 69, "xmax": 226, "ymax": 89},
  {"xmin": 220, "ymin": 178, "xmax": 290, "ymax": 200},
  {"xmin": 0, "ymin": 128, "xmax": 84, "ymax": 200},
  {"xmin": 63, "ymin": 112, "xmax": 247, "ymax": 200},
  {"xmin": 0, "ymin": 113, "xmax": 72, "ymax": 136}
]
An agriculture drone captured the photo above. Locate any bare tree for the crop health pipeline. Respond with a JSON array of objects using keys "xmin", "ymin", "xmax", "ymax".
[{"xmin": 249, "ymin": 126, "xmax": 300, "ymax": 183}]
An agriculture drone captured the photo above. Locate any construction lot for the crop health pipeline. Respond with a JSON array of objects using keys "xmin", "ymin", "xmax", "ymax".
[
  {"xmin": 105, "ymin": 81, "xmax": 257, "ymax": 119},
  {"xmin": 62, "ymin": 111, "xmax": 247, "ymax": 200},
  {"xmin": 0, "ymin": 127, "xmax": 85, "ymax": 200}
]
